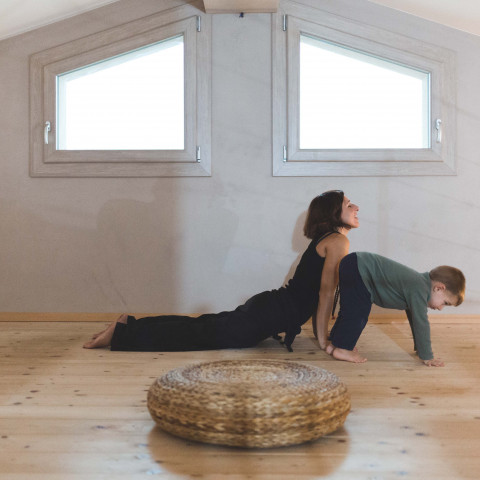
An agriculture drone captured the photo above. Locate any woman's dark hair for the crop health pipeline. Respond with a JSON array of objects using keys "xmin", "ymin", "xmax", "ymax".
[{"xmin": 303, "ymin": 190, "xmax": 348, "ymax": 239}]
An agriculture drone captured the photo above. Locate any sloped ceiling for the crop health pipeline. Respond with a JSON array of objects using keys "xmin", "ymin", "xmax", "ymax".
[
  {"xmin": 0, "ymin": 0, "xmax": 479, "ymax": 41},
  {"xmin": 0, "ymin": 0, "xmax": 121, "ymax": 40},
  {"xmin": 367, "ymin": 0, "xmax": 480, "ymax": 36}
]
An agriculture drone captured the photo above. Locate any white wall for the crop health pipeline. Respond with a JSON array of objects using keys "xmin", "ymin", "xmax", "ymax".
[{"xmin": 0, "ymin": 0, "xmax": 478, "ymax": 315}]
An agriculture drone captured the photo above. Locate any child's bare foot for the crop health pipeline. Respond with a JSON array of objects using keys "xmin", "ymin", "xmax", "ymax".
[
  {"xmin": 326, "ymin": 344, "xmax": 367, "ymax": 363},
  {"xmin": 83, "ymin": 314, "xmax": 128, "ymax": 349},
  {"xmin": 324, "ymin": 342, "xmax": 358, "ymax": 353}
]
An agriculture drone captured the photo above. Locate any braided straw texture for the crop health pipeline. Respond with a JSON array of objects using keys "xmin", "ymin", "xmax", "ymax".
[{"xmin": 147, "ymin": 359, "xmax": 350, "ymax": 448}]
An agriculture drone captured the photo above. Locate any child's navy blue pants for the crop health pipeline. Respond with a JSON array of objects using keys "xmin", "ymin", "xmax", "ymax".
[{"xmin": 329, "ymin": 252, "xmax": 372, "ymax": 350}]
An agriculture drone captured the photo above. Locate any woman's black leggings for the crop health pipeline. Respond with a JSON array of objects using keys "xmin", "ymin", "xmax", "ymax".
[{"xmin": 110, "ymin": 290, "xmax": 294, "ymax": 352}]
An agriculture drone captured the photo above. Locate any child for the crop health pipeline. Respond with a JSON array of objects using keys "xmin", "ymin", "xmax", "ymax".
[{"xmin": 326, "ymin": 252, "xmax": 465, "ymax": 367}]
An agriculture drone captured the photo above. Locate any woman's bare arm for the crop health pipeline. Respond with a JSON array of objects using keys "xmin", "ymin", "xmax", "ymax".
[{"xmin": 314, "ymin": 235, "xmax": 350, "ymax": 349}]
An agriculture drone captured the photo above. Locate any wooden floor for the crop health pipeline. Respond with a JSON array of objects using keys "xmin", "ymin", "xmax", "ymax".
[{"xmin": 1, "ymin": 320, "xmax": 479, "ymax": 479}]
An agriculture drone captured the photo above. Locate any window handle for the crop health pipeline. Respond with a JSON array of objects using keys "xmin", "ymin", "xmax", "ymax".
[
  {"xmin": 44, "ymin": 121, "xmax": 51, "ymax": 145},
  {"xmin": 435, "ymin": 119, "xmax": 442, "ymax": 143}
]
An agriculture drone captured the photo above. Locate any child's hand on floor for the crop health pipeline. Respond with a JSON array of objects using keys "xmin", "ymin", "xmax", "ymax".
[{"xmin": 423, "ymin": 358, "xmax": 445, "ymax": 367}]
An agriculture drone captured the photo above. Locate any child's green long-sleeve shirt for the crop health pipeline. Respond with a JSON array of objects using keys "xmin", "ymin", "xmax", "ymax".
[{"xmin": 356, "ymin": 252, "xmax": 433, "ymax": 360}]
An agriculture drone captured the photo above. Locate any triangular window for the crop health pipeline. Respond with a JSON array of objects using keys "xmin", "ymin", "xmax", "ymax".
[
  {"xmin": 299, "ymin": 34, "xmax": 430, "ymax": 150},
  {"xmin": 57, "ymin": 36, "xmax": 185, "ymax": 151},
  {"xmin": 273, "ymin": 6, "xmax": 455, "ymax": 176},
  {"xmin": 30, "ymin": 6, "xmax": 211, "ymax": 177}
]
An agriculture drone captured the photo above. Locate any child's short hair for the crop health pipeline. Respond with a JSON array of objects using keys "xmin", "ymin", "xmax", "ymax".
[{"xmin": 429, "ymin": 266, "xmax": 466, "ymax": 305}]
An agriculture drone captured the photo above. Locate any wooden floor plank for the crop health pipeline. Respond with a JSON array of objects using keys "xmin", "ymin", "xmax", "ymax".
[{"xmin": 0, "ymin": 320, "xmax": 479, "ymax": 479}]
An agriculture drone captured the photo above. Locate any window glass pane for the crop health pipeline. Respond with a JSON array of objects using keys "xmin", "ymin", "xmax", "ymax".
[
  {"xmin": 57, "ymin": 35, "xmax": 184, "ymax": 150},
  {"xmin": 299, "ymin": 34, "xmax": 430, "ymax": 149}
]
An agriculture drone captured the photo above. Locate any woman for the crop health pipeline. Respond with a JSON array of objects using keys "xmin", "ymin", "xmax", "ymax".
[{"xmin": 84, "ymin": 190, "xmax": 359, "ymax": 352}]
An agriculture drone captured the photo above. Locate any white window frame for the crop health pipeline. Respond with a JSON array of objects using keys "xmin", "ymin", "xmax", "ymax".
[
  {"xmin": 272, "ymin": 3, "xmax": 456, "ymax": 176},
  {"xmin": 30, "ymin": 5, "xmax": 211, "ymax": 177}
]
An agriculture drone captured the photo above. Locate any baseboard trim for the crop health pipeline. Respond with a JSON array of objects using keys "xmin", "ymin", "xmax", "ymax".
[{"xmin": 0, "ymin": 312, "xmax": 479, "ymax": 324}]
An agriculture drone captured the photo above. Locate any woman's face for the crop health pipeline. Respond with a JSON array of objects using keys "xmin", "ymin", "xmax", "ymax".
[{"xmin": 340, "ymin": 196, "xmax": 359, "ymax": 229}]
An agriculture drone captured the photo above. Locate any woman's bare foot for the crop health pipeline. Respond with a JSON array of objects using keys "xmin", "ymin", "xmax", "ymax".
[
  {"xmin": 91, "ymin": 324, "xmax": 111, "ymax": 340},
  {"xmin": 83, "ymin": 314, "xmax": 128, "ymax": 349},
  {"xmin": 326, "ymin": 344, "xmax": 367, "ymax": 363}
]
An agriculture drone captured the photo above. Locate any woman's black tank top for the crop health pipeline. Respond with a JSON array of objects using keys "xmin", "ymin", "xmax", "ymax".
[{"xmin": 284, "ymin": 231, "xmax": 337, "ymax": 324}]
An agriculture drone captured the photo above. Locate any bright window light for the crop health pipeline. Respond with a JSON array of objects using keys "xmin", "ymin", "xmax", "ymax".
[
  {"xmin": 57, "ymin": 35, "xmax": 184, "ymax": 150},
  {"xmin": 300, "ymin": 34, "xmax": 430, "ymax": 149}
]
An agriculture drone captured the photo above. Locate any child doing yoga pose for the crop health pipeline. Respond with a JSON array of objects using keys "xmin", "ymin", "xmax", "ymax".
[{"xmin": 326, "ymin": 252, "xmax": 466, "ymax": 366}]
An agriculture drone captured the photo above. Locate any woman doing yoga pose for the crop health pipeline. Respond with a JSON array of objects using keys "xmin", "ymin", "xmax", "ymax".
[{"xmin": 84, "ymin": 190, "xmax": 359, "ymax": 351}]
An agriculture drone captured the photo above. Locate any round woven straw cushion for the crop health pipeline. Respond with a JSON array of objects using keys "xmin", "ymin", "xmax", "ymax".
[{"xmin": 147, "ymin": 359, "xmax": 350, "ymax": 448}]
